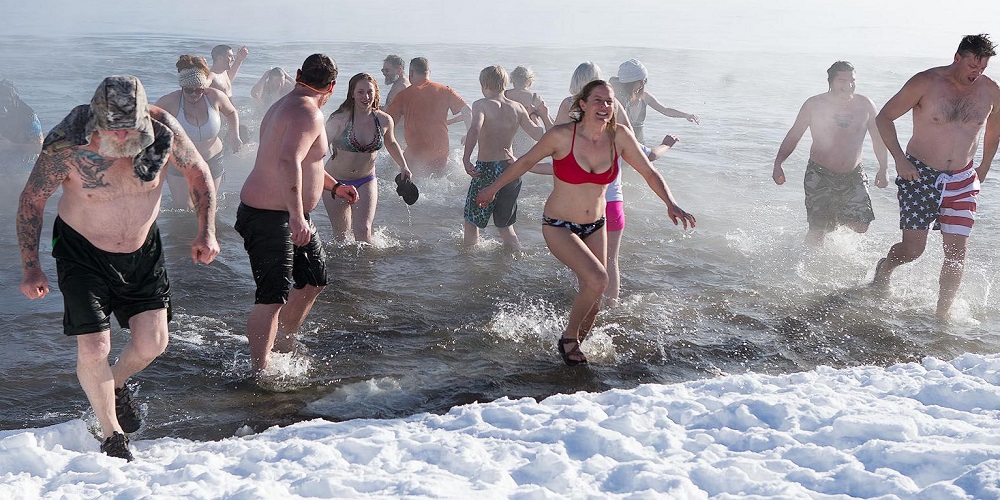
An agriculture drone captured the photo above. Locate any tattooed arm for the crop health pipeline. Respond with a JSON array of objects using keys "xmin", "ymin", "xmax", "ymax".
[
  {"xmin": 153, "ymin": 107, "xmax": 220, "ymax": 264},
  {"xmin": 17, "ymin": 150, "xmax": 70, "ymax": 299}
]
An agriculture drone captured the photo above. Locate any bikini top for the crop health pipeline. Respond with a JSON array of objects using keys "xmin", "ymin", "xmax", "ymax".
[
  {"xmin": 338, "ymin": 111, "xmax": 383, "ymax": 153},
  {"xmin": 552, "ymin": 123, "xmax": 620, "ymax": 185},
  {"xmin": 177, "ymin": 95, "xmax": 221, "ymax": 143}
]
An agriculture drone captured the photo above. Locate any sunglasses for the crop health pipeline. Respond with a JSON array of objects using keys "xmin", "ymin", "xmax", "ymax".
[{"xmin": 182, "ymin": 87, "xmax": 205, "ymax": 95}]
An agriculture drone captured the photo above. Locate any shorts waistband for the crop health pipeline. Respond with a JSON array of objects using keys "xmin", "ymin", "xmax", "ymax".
[
  {"xmin": 806, "ymin": 159, "xmax": 862, "ymax": 175},
  {"xmin": 905, "ymin": 154, "xmax": 974, "ymax": 174}
]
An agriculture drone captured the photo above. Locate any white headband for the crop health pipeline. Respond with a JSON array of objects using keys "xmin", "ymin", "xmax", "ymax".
[{"xmin": 178, "ymin": 68, "xmax": 209, "ymax": 89}]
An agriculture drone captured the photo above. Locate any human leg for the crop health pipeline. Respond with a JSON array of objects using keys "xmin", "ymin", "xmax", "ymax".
[
  {"xmin": 247, "ymin": 303, "xmax": 282, "ymax": 371},
  {"xmin": 937, "ymin": 232, "xmax": 969, "ymax": 319},
  {"xmin": 874, "ymin": 229, "xmax": 928, "ymax": 287},
  {"xmin": 76, "ymin": 330, "xmax": 119, "ymax": 438},
  {"xmin": 604, "ymin": 229, "xmax": 623, "ymax": 307},
  {"xmin": 463, "ymin": 221, "xmax": 480, "ymax": 248},
  {"xmin": 543, "ymin": 224, "xmax": 608, "ymax": 363},
  {"xmin": 273, "ymin": 284, "xmax": 325, "ymax": 353},
  {"xmin": 496, "ymin": 225, "xmax": 521, "ymax": 252},
  {"xmin": 323, "ymin": 189, "xmax": 352, "ymax": 241},
  {"xmin": 350, "ymin": 178, "xmax": 378, "ymax": 243},
  {"xmin": 113, "ymin": 308, "xmax": 169, "ymax": 388}
]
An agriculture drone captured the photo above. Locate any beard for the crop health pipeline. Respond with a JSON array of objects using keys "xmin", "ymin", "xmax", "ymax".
[
  {"xmin": 384, "ymin": 73, "xmax": 399, "ymax": 85},
  {"xmin": 98, "ymin": 131, "xmax": 145, "ymax": 158}
]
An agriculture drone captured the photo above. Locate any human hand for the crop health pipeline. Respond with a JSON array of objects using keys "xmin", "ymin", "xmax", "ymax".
[
  {"xmin": 191, "ymin": 234, "xmax": 220, "ymax": 264},
  {"xmin": 686, "ymin": 114, "xmax": 700, "ymax": 124},
  {"xmin": 237, "ymin": 46, "xmax": 250, "ymax": 61},
  {"xmin": 772, "ymin": 165, "xmax": 786, "ymax": 185},
  {"xmin": 875, "ymin": 170, "xmax": 888, "ymax": 188},
  {"xmin": 667, "ymin": 204, "xmax": 696, "ymax": 230},
  {"xmin": 464, "ymin": 159, "xmax": 479, "ymax": 178},
  {"xmin": 289, "ymin": 215, "xmax": 312, "ymax": 247},
  {"xmin": 895, "ymin": 156, "xmax": 919, "ymax": 181},
  {"xmin": 20, "ymin": 267, "xmax": 49, "ymax": 299},
  {"xmin": 334, "ymin": 184, "xmax": 359, "ymax": 204},
  {"xmin": 399, "ymin": 166, "xmax": 413, "ymax": 181},
  {"xmin": 228, "ymin": 129, "xmax": 243, "ymax": 153},
  {"xmin": 476, "ymin": 186, "xmax": 496, "ymax": 207}
]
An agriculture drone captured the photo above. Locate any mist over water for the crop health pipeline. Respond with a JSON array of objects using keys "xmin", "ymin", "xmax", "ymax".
[{"xmin": 2, "ymin": 5, "xmax": 1000, "ymax": 441}]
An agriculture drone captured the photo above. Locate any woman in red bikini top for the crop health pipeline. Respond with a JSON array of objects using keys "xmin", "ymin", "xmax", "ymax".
[{"xmin": 475, "ymin": 80, "xmax": 696, "ymax": 367}]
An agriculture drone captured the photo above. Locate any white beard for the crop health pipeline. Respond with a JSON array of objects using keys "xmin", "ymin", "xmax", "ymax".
[
  {"xmin": 384, "ymin": 73, "xmax": 399, "ymax": 85},
  {"xmin": 98, "ymin": 132, "xmax": 145, "ymax": 158}
]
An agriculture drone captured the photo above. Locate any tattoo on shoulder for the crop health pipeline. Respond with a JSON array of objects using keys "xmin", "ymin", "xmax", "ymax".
[
  {"xmin": 26, "ymin": 150, "xmax": 71, "ymax": 195},
  {"xmin": 70, "ymin": 150, "xmax": 114, "ymax": 188}
]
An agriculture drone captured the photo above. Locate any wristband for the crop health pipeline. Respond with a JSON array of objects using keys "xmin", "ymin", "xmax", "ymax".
[{"xmin": 333, "ymin": 182, "xmax": 343, "ymax": 192}]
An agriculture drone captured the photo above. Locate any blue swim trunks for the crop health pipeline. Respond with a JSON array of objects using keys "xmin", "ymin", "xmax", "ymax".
[{"xmin": 464, "ymin": 159, "xmax": 521, "ymax": 228}]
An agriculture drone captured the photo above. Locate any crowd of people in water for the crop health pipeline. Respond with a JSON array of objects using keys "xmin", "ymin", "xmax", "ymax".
[{"xmin": 9, "ymin": 34, "xmax": 1000, "ymax": 461}]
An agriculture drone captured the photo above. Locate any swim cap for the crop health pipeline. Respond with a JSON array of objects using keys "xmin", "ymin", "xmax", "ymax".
[{"xmin": 617, "ymin": 59, "xmax": 648, "ymax": 84}]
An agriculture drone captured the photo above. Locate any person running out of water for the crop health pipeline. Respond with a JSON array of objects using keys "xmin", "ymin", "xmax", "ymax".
[
  {"xmin": 476, "ymin": 80, "xmax": 695, "ymax": 366},
  {"xmin": 462, "ymin": 65, "xmax": 546, "ymax": 251},
  {"xmin": 873, "ymin": 35, "xmax": 1000, "ymax": 319},
  {"xmin": 237, "ymin": 54, "xmax": 359, "ymax": 372},
  {"xmin": 155, "ymin": 55, "xmax": 242, "ymax": 209},
  {"xmin": 504, "ymin": 66, "xmax": 553, "ymax": 157},
  {"xmin": 251, "ymin": 67, "xmax": 295, "ymax": 114},
  {"xmin": 609, "ymin": 59, "xmax": 699, "ymax": 144},
  {"xmin": 17, "ymin": 76, "xmax": 219, "ymax": 461},
  {"xmin": 772, "ymin": 60, "xmax": 889, "ymax": 246},
  {"xmin": 209, "ymin": 44, "xmax": 249, "ymax": 99},
  {"xmin": 322, "ymin": 72, "xmax": 411, "ymax": 243},
  {"xmin": 0, "ymin": 79, "xmax": 43, "ymax": 171},
  {"xmin": 381, "ymin": 54, "xmax": 410, "ymax": 109},
  {"xmin": 386, "ymin": 57, "xmax": 471, "ymax": 176}
]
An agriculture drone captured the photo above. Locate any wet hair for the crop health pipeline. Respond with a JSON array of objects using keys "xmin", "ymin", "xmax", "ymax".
[
  {"xmin": 510, "ymin": 66, "xmax": 535, "ymax": 89},
  {"xmin": 176, "ymin": 55, "xmax": 211, "ymax": 77},
  {"xmin": 268, "ymin": 67, "xmax": 285, "ymax": 78},
  {"xmin": 334, "ymin": 73, "xmax": 381, "ymax": 115},
  {"xmin": 211, "ymin": 44, "xmax": 233, "ymax": 62},
  {"xmin": 409, "ymin": 57, "xmax": 429, "ymax": 75},
  {"xmin": 298, "ymin": 53, "xmax": 338, "ymax": 89},
  {"xmin": 479, "ymin": 65, "xmax": 508, "ymax": 93},
  {"xmin": 957, "ymin": 34, "xmax": 997, "ymax": 59},
  {"xmin": 569, "ymin": 62, "xmax": 601, "ymax": 95},
  {"xmin": 569, "ymin": 79, "xmax": 617, "ymax": 133},
  {"xmin": 826, "ymin": 61, "xmax": 855, "ymax": 88},
  {"xmin": 384, "ymin": 54, "xmax": 405, "ymax": 69}
]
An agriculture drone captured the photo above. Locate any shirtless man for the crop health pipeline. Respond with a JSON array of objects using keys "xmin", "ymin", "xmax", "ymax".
[
  {"xmin": 381, "ymin": 54, "xmax": 409, "ymax": 108},
  {"xmin": 872, "ymin": 34, "xmax": 1000, "ymax": 319},
  {"xmin": 463, "ymin": 65, "xmax": 546, "ymax": 251},
  {"xmin": 209, "ymin": 44, "xmax": 250, "ymax": 98},
  {"xmin": 17, "ymin": 76, "xmax": 219, "ymax": 461},
  {"xmin": 236, "ymin": 54, "xmax": 359, "ymax": 372},
  {"xmin": 386, "ymin": 57, "xmax": 472, "ymax": 176},
  {"xmin": 773, "ymin": 61, "xmax": 889, "ymax": 245},
  {"xmin": 462, "ymin": 66, "xmax": 549, "ymax": 252}
]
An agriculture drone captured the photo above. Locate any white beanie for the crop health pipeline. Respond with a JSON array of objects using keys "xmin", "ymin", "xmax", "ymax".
[{"xmin": 617, "ymin": 59, "xmax": 648, "ymax": 84}]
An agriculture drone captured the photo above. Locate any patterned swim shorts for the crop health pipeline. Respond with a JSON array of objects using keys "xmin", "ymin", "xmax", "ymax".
[
  {"xmin": 803, "ymin": 159, "xmax": 875, "ymax": 231},
  {"xmin": 896, "ymin": 154, "xmax": 979, "ymax": 237}
]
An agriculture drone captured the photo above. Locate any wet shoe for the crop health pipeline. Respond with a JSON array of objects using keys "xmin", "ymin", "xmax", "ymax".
[
  {"xmin": 557, "ymin": 337, "xmax": 588, "ymax": 366},
  {"xmin": 100, "ymin": 431, "xmax": 134, "ymax": 462},
  {"xmin": 115, "ymin": 383, "xmax": 142, "ymax": 433}
]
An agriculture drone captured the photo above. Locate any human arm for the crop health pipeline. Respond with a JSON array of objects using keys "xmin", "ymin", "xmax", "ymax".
[
  {"xmin": 157, "ymin": 109, "xmax": 220, "ymax": 263},
  {"xmin": 17, "ymin": 150, "xmax": 69, "ymax": 299},
  {"xmin": 553, "ymin": 98, "xmax": 572, "ymax": 128},
  {"xmin": 877, "ymin": 74, "xmax": 928, "ymax": 181},
  {"xmin": 380, "ymin": 112, "xmax": 411, "ymax": 180},
  {"xmin": 229, "ymin": 46, "xmax": 249, "ymax": 81},
  {"xmin": 867, "ymin": 98, "xmax": 889, "ymax": 188},
  {"xmin": 250, "ymin": 71, "xmax": 269, "ymax": 103},
  {"xmin": 463, "ymin": 102, "xmax": 485, "ymax": 177},
  {"xmin": 618, "ymin": 126, "xmax": 695, "ymax": 229},
  {"xmin": 476, "ymin": 127, "xmax": 563, "ymax": 207},
  {"xmin": 977, "ymin": 88, "xmax": 1000, "ymax": 181},
  {"xmin": 646, "ymin": 134, "xmax": 678, "ymax": 162},
  {"xmin": 448, "ymin": 102, "xmax": 473, "ymax": 130},
  {"xmin": 213, "ymin": 90, "xmax": 243, "ymax": 153},
  {"xmin": 772, "ymin": 99, "xmax": 811, "ymax": 185},
  {"xmin": 518, "ymin": 102, "xmax": 545, "ymax": 142},
  {"xmin": 643, "ymin": 92, "xmax": 698, "ymax": 123},
  {"xmin": 530, "ymin": 95, "xmax": 554, "ymax": 130}
]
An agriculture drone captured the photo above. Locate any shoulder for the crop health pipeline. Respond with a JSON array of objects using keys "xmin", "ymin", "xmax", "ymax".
[
  {"xmin": 979, "ymin": 74, "xmax": 1000, "ymax": 93},
  {"xmin": 154, "ymin": 91, "xmax": 181, "ymax": 111},
  {"xmin": 205, "ymin": 87, "xmax": 229, "ymax": 102},
  {"xmin": 149, "ymin": 105, "xmax": 178, "ymax": 126}
]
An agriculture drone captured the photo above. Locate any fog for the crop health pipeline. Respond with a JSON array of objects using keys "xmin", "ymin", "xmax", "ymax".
[{"xmin": 5, "ymin": 0, "xmax": 999, "ymax": 56}]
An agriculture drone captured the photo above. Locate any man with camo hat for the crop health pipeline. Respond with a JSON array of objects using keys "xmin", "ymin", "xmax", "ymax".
[{"xmin": 16, "ymin": 75, "xmax": 220, "ymax": 461}]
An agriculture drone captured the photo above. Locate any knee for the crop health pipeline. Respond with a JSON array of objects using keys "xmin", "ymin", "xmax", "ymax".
[
  {"xmin": 134, "ymin": 329, "xmax": 169, "ymax": 361},
  {"xmin": 896, "ymin": 244, "xmax": 925, "ymax": 261},
  {"xmin": 77, "ymin": 334, "xmax": 112, "ymax": 363},
  {"xmin": 581, "ymin": 269, "xmax": 609, "ymax": 295}
]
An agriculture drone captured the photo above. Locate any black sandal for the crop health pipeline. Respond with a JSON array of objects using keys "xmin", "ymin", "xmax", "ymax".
[{"xmin": 558, "ymin": 337, "xmax": 588, "ymax": 366}]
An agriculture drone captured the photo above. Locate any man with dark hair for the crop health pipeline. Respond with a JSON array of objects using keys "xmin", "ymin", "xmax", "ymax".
[
  {"xmin": 17, "ymin": 75, "xmax": 219, "ymax": 461},
  {"xmin": 386, "ymin": 56, "xmax": 471, "ymax": 176},
  {"xmin": 236, "ymin": 54, "xmax": 358, "ymax": 372},
  {"xmin": 0, "ymin": 79, "xmax": 43, "ymax": 171},
  {"xmin": 209, "ymin": 43, "xmax": 250, "ymax": 98},
  {"xmin": 773, "ymin": 60, "xmax": 889, "ymax": 245},
  {"xmin": 381, "ymin": 54, "xmax": 409, "ymax": 107},
  {"xmin": 873, "ymin": 34, "xmax": 1000, "ymax": 319}
]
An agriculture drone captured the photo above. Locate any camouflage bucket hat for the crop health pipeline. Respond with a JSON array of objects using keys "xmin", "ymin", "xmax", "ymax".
[{"xmin": 88, "ymin": 75, "xmax": 155, "ymax": 149}]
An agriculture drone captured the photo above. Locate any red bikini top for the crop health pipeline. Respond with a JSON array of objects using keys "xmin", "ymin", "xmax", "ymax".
[{"xmin": 552, "ymin": 123, "xmax": 620, "ymax": 185}]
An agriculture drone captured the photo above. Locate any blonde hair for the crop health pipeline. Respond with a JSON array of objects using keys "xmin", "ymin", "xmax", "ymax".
[
  {"xmin": 569, "ymin": 61, "xmax": 601, "ymax": 95},
  {"xmin": 479, "ymin": 65, "xmax": 509, "ymax": 93},
  {"xmin": 510, "ymin": 66, "xmax": 535, "ymax": 89}
]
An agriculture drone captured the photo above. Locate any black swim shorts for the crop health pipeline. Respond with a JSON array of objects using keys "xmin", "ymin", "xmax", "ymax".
[
  {"xmin": 234, "ymin": 203, "xmax": 328, "ymax": 304},
  {"xmin": 52, "ymin": 217, "xmax": 172, "ymax": 336}
]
